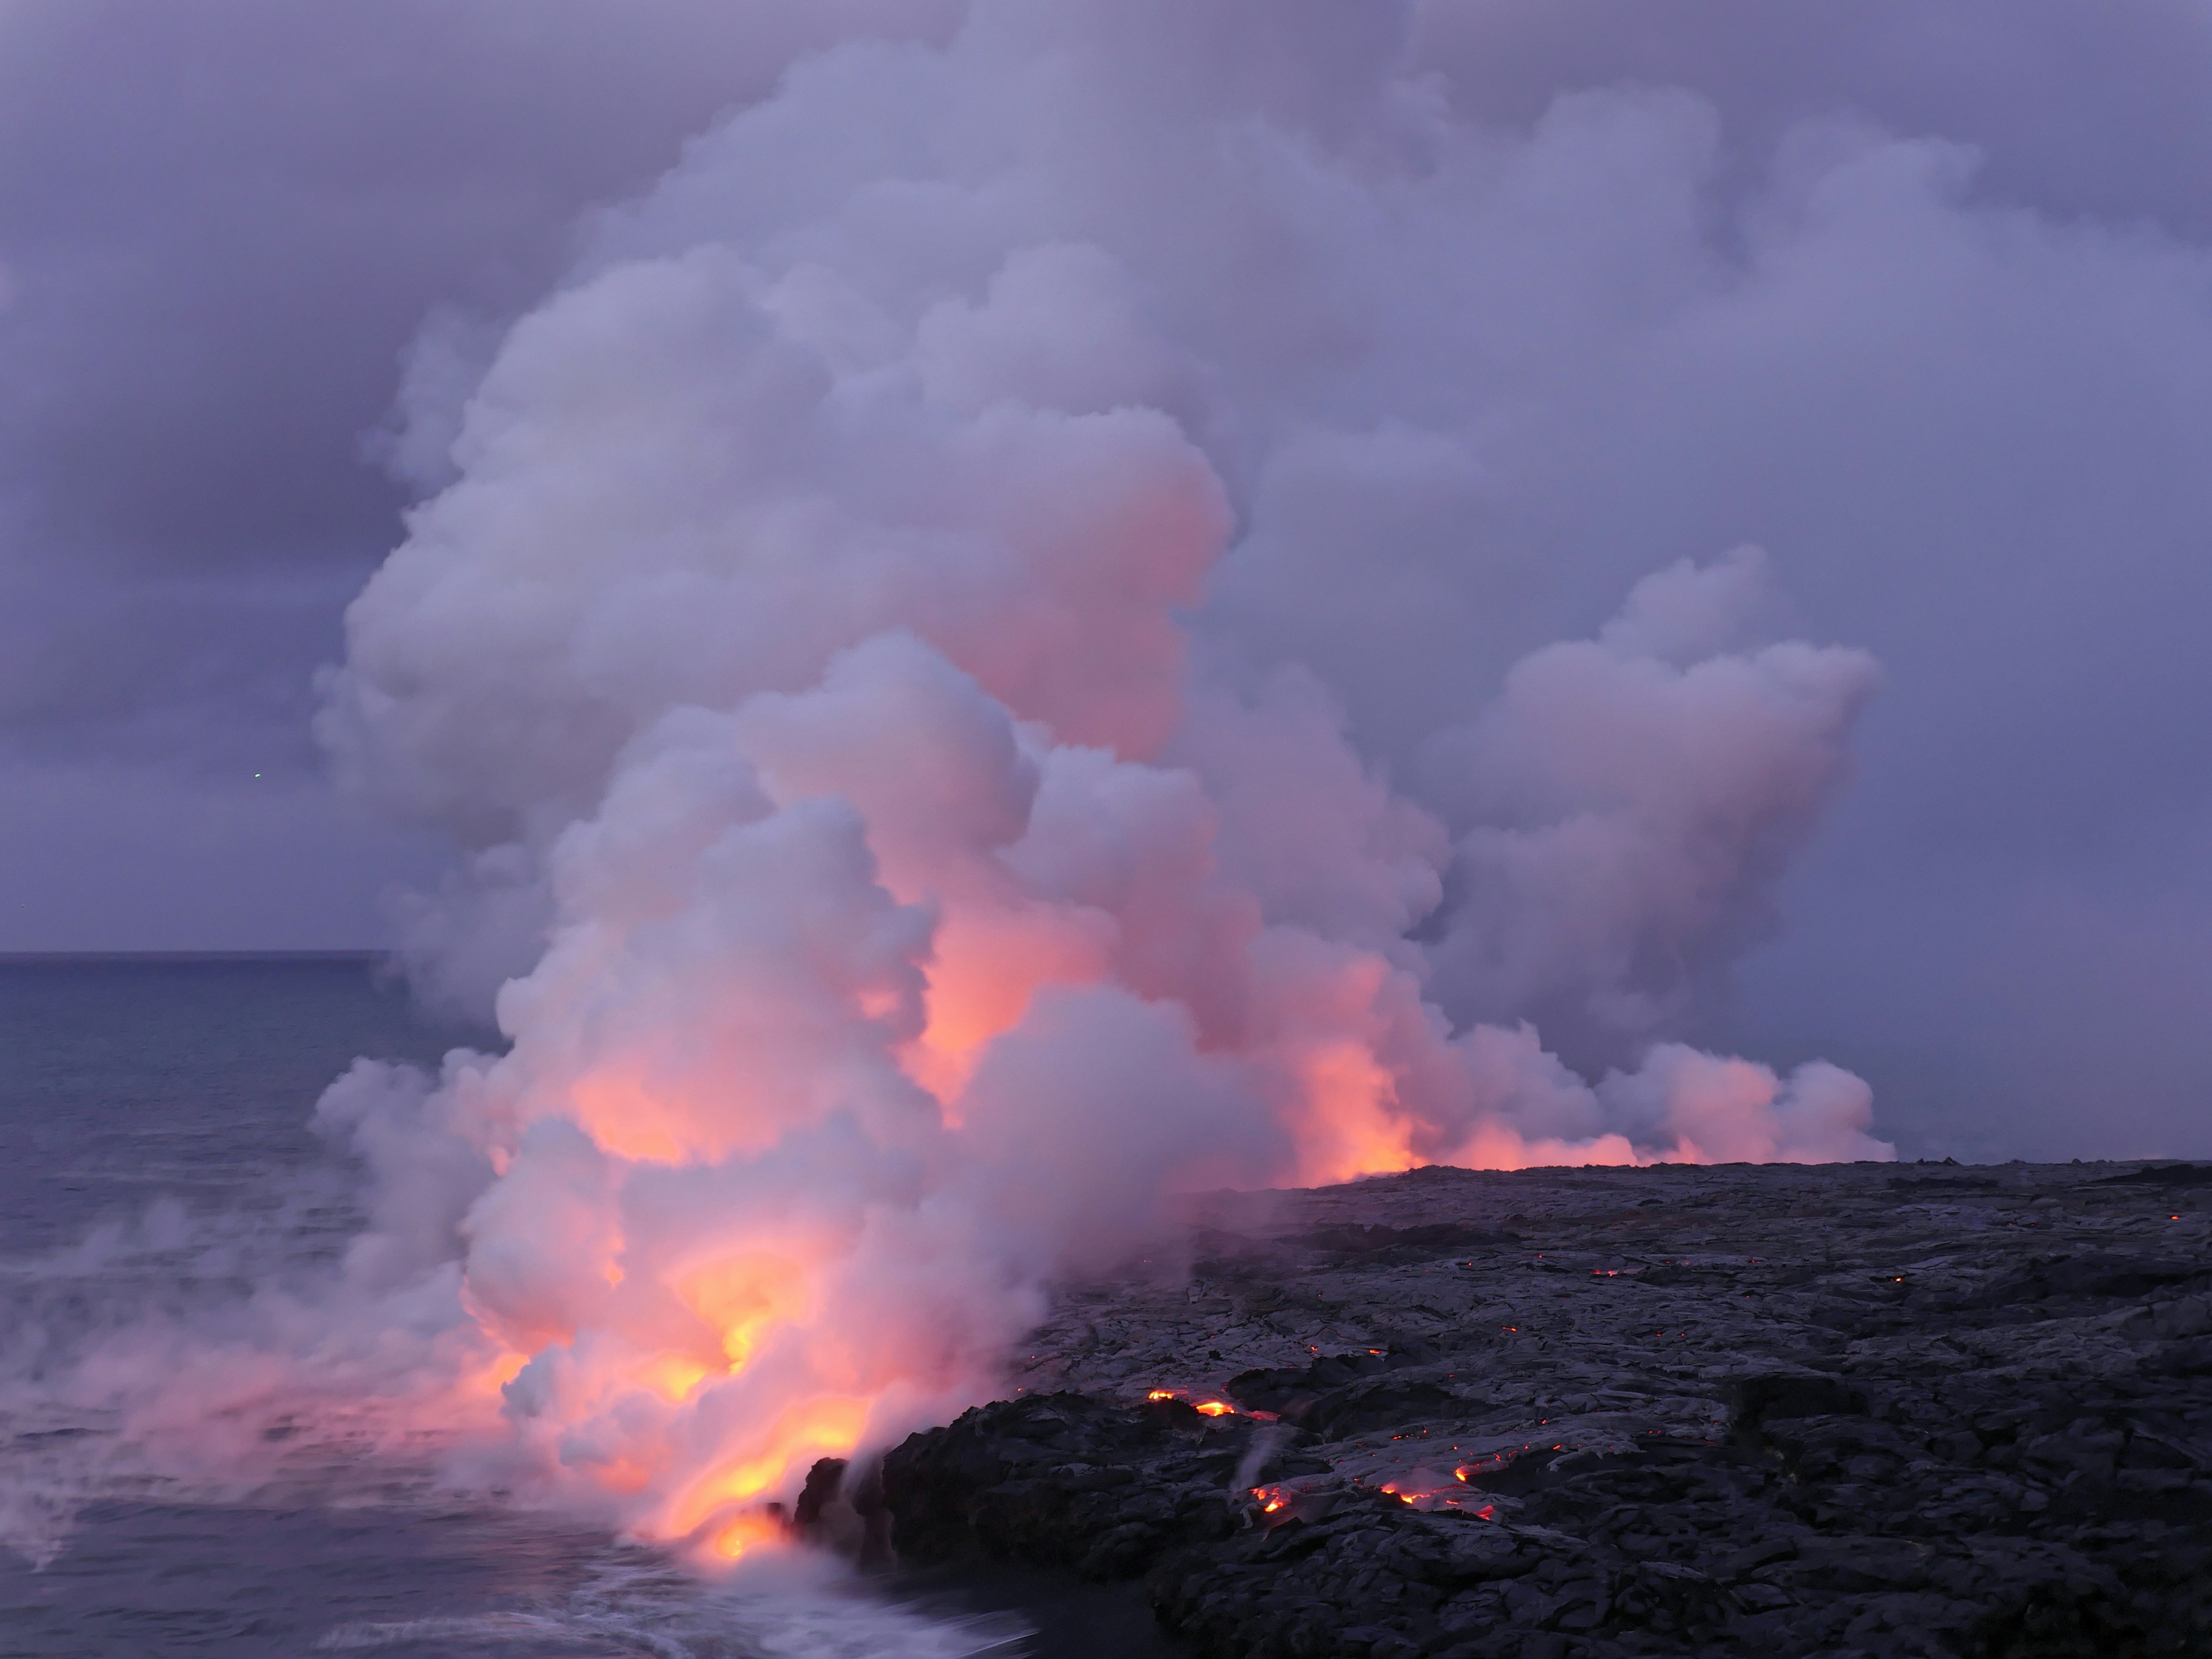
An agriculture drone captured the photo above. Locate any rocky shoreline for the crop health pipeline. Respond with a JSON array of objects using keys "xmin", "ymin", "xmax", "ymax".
[{"xmin": 873, "ymin": 1159, "xmax": 2212, "ymax": 1658}]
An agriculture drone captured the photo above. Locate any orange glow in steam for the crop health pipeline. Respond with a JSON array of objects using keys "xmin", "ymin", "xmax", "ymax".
[
  {"xmin": 461, "ymin": 1349, "xmax": 531, "ymax": 1402},
  {"xmin": 712, "ymin": 1509, "xmax": 789, "ymax": 1562},
  {"xmin": 642, "ymin": 1355, "xmax": 715, "ymax": 1402},
  {"xmin": 1286, "ymin": 1036, "xmax": 1419, "ymax": 1187},
  {"xmin": 678, "ymin": 1250, "xmax": 809, "ymax": 1369},
  {"xmin": 568, "ymin": 1073, "xmax": 692, "ymax": 1165},
  {"xmin": 902, "ymin": 905, "xmax": 1110, "ymax": 1113}
]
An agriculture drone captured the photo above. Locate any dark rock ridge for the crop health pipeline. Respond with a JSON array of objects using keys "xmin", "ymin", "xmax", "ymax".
[{"xmin": 878, "ymin": 1159, "xmax": 2212, "ymax": 1658}]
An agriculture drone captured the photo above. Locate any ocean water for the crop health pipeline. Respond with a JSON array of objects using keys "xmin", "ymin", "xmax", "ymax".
[{"xmin": 0, "ymin": 957, "xmax": 1170, "ymax": 1659}]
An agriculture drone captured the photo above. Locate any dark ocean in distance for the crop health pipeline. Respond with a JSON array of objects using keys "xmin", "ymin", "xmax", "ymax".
[
  {"xmin": 0, "ymin": 956, "xmax": 1171, "ymax": 1659},
  {"xmin": 0, "ymin": 956, "xmax": 467, "ymax": 1261}
]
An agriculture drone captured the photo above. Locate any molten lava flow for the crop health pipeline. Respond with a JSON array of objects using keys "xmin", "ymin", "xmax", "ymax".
[
  {"xmin": 1380, "ymin": 1467, "xmax": 1494, "ymax": 1513},
  {"xmin": 1144, "ymin": 1389, "xmax": 1239, "ymax": 1418},
  {"xmin": 712, "ymin": 1509, "xmax": 789, "ymax": 1562},
  {"xmin": 671, "ymin": 1396, "xmax": 872, "ymax": 1540}
]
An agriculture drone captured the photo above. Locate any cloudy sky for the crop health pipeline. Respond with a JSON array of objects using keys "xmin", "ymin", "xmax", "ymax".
[{"xmin": 3, "ymin": 0, "xmax": 2209, "ymax": 1163}]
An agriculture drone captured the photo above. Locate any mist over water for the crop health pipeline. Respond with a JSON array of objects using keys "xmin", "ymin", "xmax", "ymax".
[
  {"xmin": 0, "ymin": 958, "xmax": 1069, "ymax": 1657},
  {"xmin": 0, "ymin": 957, "xmax": 455, "ymax": 1254}
]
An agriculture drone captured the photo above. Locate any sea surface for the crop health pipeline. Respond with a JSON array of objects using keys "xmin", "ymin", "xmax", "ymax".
[{"xmin": 0, "ymin": 956, "xmax": 1169, "ymax": 1659}]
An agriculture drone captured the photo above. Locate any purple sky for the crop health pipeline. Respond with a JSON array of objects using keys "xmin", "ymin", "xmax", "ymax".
[{"xmin": 3, "ymin": 0, "xmax": 2210, "ymax": 1161}]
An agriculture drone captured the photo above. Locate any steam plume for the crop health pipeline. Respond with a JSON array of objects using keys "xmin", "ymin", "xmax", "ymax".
[{"xmin": 48, "ymin": 0, "xmax": 1899, "ymax": 1555}]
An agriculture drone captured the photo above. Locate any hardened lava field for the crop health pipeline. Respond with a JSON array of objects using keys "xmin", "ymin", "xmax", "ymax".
[{"xmin": 879, "ymin": 1159, "xmax": 2212, "ymax": 1659}]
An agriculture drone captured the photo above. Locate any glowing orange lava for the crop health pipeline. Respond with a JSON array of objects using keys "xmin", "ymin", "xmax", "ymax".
[
  {"xmin": 712, "ymin": 1509, "xmax": 789, "ymax": 1562},
  {"xmin": 1144, "ymin": 1390, "xmax": 1237, "ymax": 1417},
  {"xmin": 671, "ymin": 1395, "xmax": 870, "ymax": 1538}
]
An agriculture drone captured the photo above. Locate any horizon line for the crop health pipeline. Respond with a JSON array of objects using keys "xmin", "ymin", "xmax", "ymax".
[{"xmin": 0, "ymin": 949, "xmax": 393, "ymax": 964}]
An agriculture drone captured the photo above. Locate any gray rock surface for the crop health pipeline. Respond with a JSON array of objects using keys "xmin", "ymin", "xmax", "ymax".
[{"xmin": 878, "ymin": 1159, "xmax": 2212, "ymax": 1658}]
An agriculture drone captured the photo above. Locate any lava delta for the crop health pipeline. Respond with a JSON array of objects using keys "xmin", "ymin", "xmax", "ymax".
[{"xmin": 866, "ymin": 1158, "xmax": 2212, "ymax": 1659}]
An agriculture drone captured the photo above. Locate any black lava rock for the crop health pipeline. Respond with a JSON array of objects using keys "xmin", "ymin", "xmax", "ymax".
[{"xmin": 893, "ymin": 1162, "xmax": 2212, "ymax": 1659}]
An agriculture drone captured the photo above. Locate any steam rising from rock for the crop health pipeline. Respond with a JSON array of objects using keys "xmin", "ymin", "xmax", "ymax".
[{"xmin": 71, "ymin": 0, "xmax": 1903, "ymax": 1552}]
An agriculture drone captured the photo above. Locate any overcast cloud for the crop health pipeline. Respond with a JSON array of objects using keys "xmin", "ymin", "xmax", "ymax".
[{"xmin": 2, "ymin": 0, "xmax": 2208, "ymax": 1160}]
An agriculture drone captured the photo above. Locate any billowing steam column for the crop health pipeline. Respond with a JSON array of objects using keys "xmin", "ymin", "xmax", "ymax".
[{"xmin": 314, "ymin": 0, "xmax": 1890, "ymax": 1550}]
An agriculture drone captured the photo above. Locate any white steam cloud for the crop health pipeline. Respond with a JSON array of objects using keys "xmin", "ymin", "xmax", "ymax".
[{"xmin": 36, "ymin": 0, "xmax": 1901, "ymax": 1558}]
